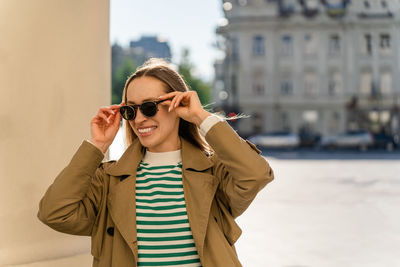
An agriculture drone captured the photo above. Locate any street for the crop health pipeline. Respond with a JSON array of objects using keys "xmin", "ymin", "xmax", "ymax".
[{"xmin": 234, "ymin": 150, "xmax": 400, "ymax": 267}]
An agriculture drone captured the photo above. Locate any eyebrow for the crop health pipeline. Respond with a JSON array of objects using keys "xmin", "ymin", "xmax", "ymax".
[{"xmin": 127, "ymin": 97, "xmax": 158, "ymax": 105}]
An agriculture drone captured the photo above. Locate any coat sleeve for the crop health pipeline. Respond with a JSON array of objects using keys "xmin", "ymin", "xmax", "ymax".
[
  {"xmin": 37, "ymin": 140, "xmax": 108, "ymax": 236},
  {"xmin": 205, "ymin": 120, "xmax": 274, "ymax": 219}
]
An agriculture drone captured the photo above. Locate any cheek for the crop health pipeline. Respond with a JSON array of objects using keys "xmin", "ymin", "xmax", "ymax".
[
  {"xmin": 157, "ymin": 108, "xmax": 173, "ymax": 120},
  {"xmin": 157, "ymin": 112, "xmax": 179, "ymax": 129}
]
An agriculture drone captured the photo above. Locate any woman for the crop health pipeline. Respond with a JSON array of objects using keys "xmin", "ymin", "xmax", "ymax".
[{"xmin": 38, "ymin": 58, "xmax": 274, "ymax": 267}]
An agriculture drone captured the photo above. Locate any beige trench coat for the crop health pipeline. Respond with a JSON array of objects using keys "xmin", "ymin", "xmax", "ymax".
[{"xmin": 38, "ymin": 120, "xmax": 274, "ymax": 267}]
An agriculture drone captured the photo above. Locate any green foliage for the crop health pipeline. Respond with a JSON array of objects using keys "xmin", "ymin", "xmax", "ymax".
[
  {"xmin": 111, "ymin": 57, "xmax": 137, "ymax": 104},
  {"xmin": 111, "ymin": 48, "xmax": 211, "ymax": 108},
  {"xmin": 178, "ymin": 48, "xmax": 211, "ymax": 107}
]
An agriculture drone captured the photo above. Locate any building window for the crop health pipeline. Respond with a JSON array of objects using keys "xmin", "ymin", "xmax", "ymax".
[
  {"xmin": 237, "ymin": 0, "xmax": 247, "ymax": 6},
  {"xmin": 329, "ymin": 111, "xmax": 340, "ymax": 133},
  {"xmin": 231, "ymin": 37, "xmax": 239, "ymax": 62},
  {"xmin": 360, "ymin": 71, "xmax": 372, "ymax": 95},
  {"xmin": 364, "ymin": 1, "xmax": 370, "ymax": 8},
  {"xmin": 304, "ymin": 33, "xmax": 317, "ymax": 55},
  {"xmin": 281, "ymin": 35, "xmax": 293, "ymax": 56},
  {"xmin": 380, "ymin": 71, "xmax": 392, "ymax": 94},
  {"xmin": 381, "ymin": 0, "xmax": 387, "ymax": 8},
  {"xmin": 280, "ymin": 76, "xmax": 293, "ymax": 95},
  {"xmin": 329, "ymin": 34, "xmax": 340, "ymax": 54},
  {"xmin": 380, "ymin": 34, "xmax": 391, "ymax": 55},
  {"xmin": 362, "ymin": 34, "xmax": 372, "ymax": 55},
  {"xmin": 252, "ymin": 68, "xmax": 265, "ymax": 95},
  {"xmin": 252, "ymin": 112, "xmax": 263, "ymax": 134},
  {"xmin": 253, "ymin": 83, "xmax": 265, "ymax": 96},
  {"xmin": 252, "ymin": 35, "xmax": 265, "ymax": 56},
  {"xmin": 304, "ymin": 72, "xmax": 317, "ymax": 96},
  {"xmin": 283, "ymin": 0, "xmax": 297, "ymax": 12},
  {"xmin": 328, "ymin": 71, "xmax": 342, "ymax": 96},
  {"xmin": 231, "ymin": 74, "xmax": 237, "ymax": 102},
  {"xmin": 280, "ymin": 112, "xmax": 290, "ymax": 131}
]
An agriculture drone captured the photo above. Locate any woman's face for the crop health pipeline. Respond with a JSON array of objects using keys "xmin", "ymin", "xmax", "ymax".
[{"xmin": 126, "ymin": 76, "xmax": 181, "ymax": 152}]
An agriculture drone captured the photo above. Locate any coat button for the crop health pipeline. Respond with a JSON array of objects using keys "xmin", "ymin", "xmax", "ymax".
[{"xmin": 107, "ymin": 227, "xmax": 114, "ymax": 236}]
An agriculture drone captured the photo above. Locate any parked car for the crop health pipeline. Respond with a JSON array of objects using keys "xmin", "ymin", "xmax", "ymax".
[
  {"xmin": 319, "ymin": 130, "xmax": 374, "ymax": 151},
  {"xmin": 372, "ymin": 132, "xmax": 399, "ymax": 151},
  {"xmin": 248, "ymin": 132, "xmax": 300, "ymax": 149},
  {"xmin": 298, "ymin": 131, "xmax": 321, "ymax": 147}
]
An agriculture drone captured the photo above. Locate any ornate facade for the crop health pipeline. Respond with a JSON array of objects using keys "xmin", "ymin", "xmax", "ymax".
[{"xmin": 215, "ymin": 0, "xmax": 400, "ymax": 137}]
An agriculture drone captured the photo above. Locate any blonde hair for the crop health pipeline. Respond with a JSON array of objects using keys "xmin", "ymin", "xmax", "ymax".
[{"xmin": 121, "ymin": 58, "xmax": 216, "ymax": 154}]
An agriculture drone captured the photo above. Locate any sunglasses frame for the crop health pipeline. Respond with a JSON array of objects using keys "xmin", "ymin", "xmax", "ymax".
[{"xmin": 119, "ymin": 99, "xmax": 169, "ymax": 120}]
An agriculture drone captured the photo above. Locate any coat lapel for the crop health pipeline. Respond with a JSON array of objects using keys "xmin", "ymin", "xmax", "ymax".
[
  {"xmin": 105, "ymin": 138, "xmax": 144, "ymax": 261},
  {"xmin": 104, "ymin": 136, "xmax": 218, "ymax": 261},
  {"xmin": 180, "ymin": 136, "xmax": 218, "ymax": 260}
]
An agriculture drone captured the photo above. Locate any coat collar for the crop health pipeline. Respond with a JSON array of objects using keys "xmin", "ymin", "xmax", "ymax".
[
  {"xmin": 105, "ymin": 135, "xmax": 217, "ymax": 261},
  {"xmin": 105, "ymin": 135, "xmax": 213, "ymax": 176}
]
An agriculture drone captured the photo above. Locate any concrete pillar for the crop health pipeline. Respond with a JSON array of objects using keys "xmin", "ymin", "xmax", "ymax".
[{"xmin": 0, "ymin": 0, "xmax": 110, "ymax": 265}]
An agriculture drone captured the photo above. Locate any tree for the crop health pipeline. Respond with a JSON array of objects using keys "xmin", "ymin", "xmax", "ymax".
[
  {"xmin": 111, "ymin": 43, "xmax": 125, "ymax": 77},
  {"xmin": 178, "ymin": 48, "xmax": 211, "ymax": 107},
  {"xmin": 112, "ymin": 57, "xmax": 137, "ymax": 104}
]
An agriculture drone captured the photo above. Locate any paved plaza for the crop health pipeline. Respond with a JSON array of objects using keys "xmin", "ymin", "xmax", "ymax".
[{"xmin": 235, "ymin": 150, "xmax": 400, "ymax": 267}]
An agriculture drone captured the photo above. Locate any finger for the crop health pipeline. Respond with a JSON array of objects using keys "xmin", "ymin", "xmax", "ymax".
[
  {"xmin": 109, "ymin": 103, "xmax": 122, "ymax": 107},
  {"xmin": 98, "ymin": 109, "xmax": 112, "ymax": 122},
  {"xmin": 113, "ymin": 101, "xmax": 125, "ymax": 107},
  {"xmin": 169, "ymin": 95, "xmax": 179, "ymax": 111},
  {"xmin": 107, "ymin": 105, "xmax": 122, "ymax": 115},
  {"xmin": 91, "ymin": 116, "xmax": 102, "ymax": 124},
  {"xmin": 108, "ymin": 110, "xmax": 120, "ymax": 122},
  {"xmin": 109, "ymin": 104, "xmax": 123, "ymax": 110},
  {"xmin": 112, "ymin": 112, "xmax": 121, "ymax": 126},
  {"xmin": 158, "ymin": 91, "xmax": 180, "ymax": 100},
  {"xmin": 98, "ymin": 112, "xmax": 109, "ymax": 123},
  {"xmin": 101, "ymin": 107, "xmax": 117, "ymax": 115},
  {"xmin": 170, "ymin": 92, "xmax": 184, "ymax": 108},
  {"xmin": 174, "ymin": 93, "xmax": 188, "ymax": 108},
  {"xmin": 160, "ymin": 100, "xmax": 172, "ymax": 106},
  {"xmin": 172, "ymin": 92, "xmax": 189, "ymax": 110},
  {"xmin": 159, "ymin": 91, "xmax": 179, "ymax": 98}
]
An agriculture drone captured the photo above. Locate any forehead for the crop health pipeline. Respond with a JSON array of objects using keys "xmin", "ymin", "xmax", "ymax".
[{"xmin": 126, "ymin": 76, "xmax": 167, "ymax": 104}]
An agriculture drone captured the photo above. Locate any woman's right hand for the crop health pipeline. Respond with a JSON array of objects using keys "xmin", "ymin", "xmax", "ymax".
[{"xmin": 90, "ymin": 102, "xmax": 124, "ymax": 154}]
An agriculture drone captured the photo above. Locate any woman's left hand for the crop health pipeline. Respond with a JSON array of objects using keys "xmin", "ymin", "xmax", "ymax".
[{"xmin": 158, "ymin": 91, "xmax": 210, "ymax": 126}]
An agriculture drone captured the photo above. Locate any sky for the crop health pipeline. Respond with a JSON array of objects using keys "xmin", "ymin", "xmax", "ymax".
[{"xmin": 110, "ymin": 0, "xmax": 225, "ymax": 81}]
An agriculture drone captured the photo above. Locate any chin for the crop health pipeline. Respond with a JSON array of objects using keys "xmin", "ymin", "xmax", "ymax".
[{"xmin": 138, "ymin": 135, "xmax": 158, "ymax": 148}]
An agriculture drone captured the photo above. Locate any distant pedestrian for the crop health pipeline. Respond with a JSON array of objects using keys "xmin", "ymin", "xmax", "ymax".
[{"xmin": 38, "ymin": 58, "xmax": 274, "ymax": 267}]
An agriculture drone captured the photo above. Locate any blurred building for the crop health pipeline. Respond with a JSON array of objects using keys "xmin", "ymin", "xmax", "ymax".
[
  {"xmin": 215, "ymin": 0, "xmax": 400, "ymax": 137},
  {"xmin": 128, "ymin": 35, "xmax": 172, "ymax": 66}
]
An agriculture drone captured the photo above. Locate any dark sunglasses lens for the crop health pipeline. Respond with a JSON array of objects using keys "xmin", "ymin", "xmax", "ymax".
[
  {"xmin": 120, "ymin": 106, "xmax": 135, "ymax": 120},
  {"xmin": 140, "ymin": 102, "xmax": 158, "ymax": 117}
]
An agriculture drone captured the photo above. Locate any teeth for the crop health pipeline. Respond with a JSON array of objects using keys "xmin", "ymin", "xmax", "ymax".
[{"xmin": 138, "ymin": 127, "xmax": 156, "ymax": 133}]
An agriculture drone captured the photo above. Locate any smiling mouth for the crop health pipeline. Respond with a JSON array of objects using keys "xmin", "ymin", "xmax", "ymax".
[{"xmin": 137, "ymin": 126, "xmax": 157, "ymax": 134}]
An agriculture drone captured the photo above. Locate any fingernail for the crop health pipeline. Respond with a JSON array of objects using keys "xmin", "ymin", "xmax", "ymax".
[{"xmin": 168, "ymin": 107, "xmax": 171, "ymax": 112}]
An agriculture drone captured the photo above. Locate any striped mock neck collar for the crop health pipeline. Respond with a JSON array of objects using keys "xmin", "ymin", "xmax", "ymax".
[{"xmin": 142, "ymin": 149, "xmax": 182, "ymax": 166}]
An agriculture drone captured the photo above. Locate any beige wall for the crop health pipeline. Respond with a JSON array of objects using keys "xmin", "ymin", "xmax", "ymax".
[{"xmin": 0, "ymin": 0, "xmax": 110, "ymax": 265}]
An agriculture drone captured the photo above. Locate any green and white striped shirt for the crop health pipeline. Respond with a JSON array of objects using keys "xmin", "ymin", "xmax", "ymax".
[{"xmin": 135, "ymin": 149, "xmax": 202, "ymax": 267}]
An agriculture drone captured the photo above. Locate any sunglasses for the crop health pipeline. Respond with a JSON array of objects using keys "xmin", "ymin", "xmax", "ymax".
[{"xmin": 119, "ymin": 99, "xmax": 169, "ymax": 120}]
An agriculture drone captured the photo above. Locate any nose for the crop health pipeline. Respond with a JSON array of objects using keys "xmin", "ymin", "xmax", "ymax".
[{"xmin": 134, "ymin": 107, "xmax": 147, "ymax": 124}]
